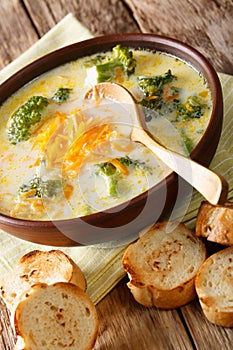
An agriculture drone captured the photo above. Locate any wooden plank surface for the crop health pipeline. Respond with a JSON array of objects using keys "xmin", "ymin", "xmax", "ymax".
[
  {"xmin": 180, "ymin": 300, "xmax": 233, "ymax": 350},
  {"xmin": 24, "ymin": 0, "xmax": 140, "ymax": 36},
  {"xmin": 0, "ymin": 1, "xmax": 233, "ymax": 349},
  {"xmin": 0, "ymin": 0, "xmax": 38, "ymax": 68},
  {"xmin": 125, "ymin": 0, "xmax": 233, "ymax": 74},
  {"xmin": 0, "ymin": 298, "xmax": 16, "ymax": 350},
  {"xmin": 95, "ymin": 278, "xmax": 194, "ymax": 350}
]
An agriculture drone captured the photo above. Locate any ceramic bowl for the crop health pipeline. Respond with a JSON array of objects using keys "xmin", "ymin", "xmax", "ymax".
[{"xmin": 0, "ymin": 34, "xmax": 223, "ymax": 246}]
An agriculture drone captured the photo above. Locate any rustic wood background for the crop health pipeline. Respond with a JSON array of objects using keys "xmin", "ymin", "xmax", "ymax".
[
  {"xmin": 0, "ymin": 1, "xmax": 233, "ymax": 349},
  {"xmin": 1, "ymin": 0, "xmax": 233, "ymax": 74}
]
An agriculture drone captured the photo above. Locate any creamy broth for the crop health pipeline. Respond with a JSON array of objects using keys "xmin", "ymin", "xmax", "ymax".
[{"xmin": 0, "ymin": 48, "xmax": 212, "ymax": 220}]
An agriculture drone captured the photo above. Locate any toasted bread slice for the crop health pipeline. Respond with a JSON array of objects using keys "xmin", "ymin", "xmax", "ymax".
[
  {"xmin": 14, "ymin": 282, "xmax": 98, "ymax": 350},
  {"xmin": 195, "ymin": 246, "xmax": 233, "ymax": 327},
  {"xmin": 1, "ymin": 250, "xmax": 86, "ymax": 310},
  {"xmin": 196, "ymin": 201, "xmax": 233, "ymax": 246},
  {"xmin": 122, "ymin": 222, "xmax": 206, "ymax": 309}
]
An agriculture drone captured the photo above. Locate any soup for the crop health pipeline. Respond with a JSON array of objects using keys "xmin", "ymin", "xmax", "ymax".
[{"xmin": 0, "ymin": 46, "xmax": 212, "ymax": 220}]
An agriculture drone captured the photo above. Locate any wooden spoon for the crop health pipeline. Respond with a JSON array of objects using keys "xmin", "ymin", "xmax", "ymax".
[{"xmin": 84, "ymin": 82, "xmax": 228, "ymax": 205}]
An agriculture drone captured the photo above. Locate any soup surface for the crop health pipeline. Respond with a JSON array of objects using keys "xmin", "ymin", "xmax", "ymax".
[{"xmin": 0, "ymin": 47, "xmax": 212, "ymax": 220}]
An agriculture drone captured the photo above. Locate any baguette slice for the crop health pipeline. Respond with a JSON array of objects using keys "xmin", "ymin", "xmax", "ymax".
[
  {"xmin": 196, "ymin": 201, "xmax": 233, "ymax": 246},
  {"xmin": 122, "ymin": 222, "xmax": 206, "ymax": 309},
  {"xmin": 1, "ymin": 250, "xmax": 86, "ymax": 311},
  {"xmin": 14, "ymin": 282, "xmax": 98, "ymax": 350},
  {"xmin": 195, "ymin": 246, "xmax": 233, "ymax": 327}
]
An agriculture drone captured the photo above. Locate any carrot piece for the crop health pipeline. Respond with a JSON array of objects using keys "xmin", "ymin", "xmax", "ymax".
[
  {"xmin": 32, "ymin": 111, "xmax": 68, "ymax": 152},
  {"xmin": 62, "ymin": 123, "xmax": 112, "ymax": 176},
  {"xmin": 162, "ymin": 84, "xmax": 170, "ymax": 101},
  {"xmin": 19, "ymin": 189, "xmax": 37, "ymax": 198},
  {"xmin": 166, "ymin": 93, "xmax": 179, "ymax": 102},
  {"xmin": 144, "ymin": 95, "xmax": 158, "ymax": 101},
  {"xmin": 162, "ymin": 85, "xmax": 179, "ymax": 102},
  {"xmin": 63, "ymin": 183, "xmax": 74, "ymax": 200},
  {"xmin": 110, "ymin": 159, "xmax": 129, "ymax": 175},
  {"xmin": 31, "ymin": 199, "xmax": 44, "ymax": 212}
]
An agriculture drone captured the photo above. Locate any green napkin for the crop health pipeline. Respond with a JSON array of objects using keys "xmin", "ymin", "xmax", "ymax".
[{"xmin": 0, "ymin": 13, "xmax": 232, "ymax": 304}]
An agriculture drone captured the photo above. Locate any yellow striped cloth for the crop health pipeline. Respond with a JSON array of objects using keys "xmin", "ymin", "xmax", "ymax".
[{"xmin": 0, "ymin": 14, "xmax": 232, "ymax": 304}]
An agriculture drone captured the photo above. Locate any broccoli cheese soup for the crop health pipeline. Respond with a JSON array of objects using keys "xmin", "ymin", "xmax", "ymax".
[{"xmin": 0, "ymin": 46, "xmax": 212, "ymax": 220}]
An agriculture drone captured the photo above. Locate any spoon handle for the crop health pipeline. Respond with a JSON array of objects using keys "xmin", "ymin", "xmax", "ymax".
[{"xmin": 132, "ymin": 128, "xmax": 228, "ymax": 205}]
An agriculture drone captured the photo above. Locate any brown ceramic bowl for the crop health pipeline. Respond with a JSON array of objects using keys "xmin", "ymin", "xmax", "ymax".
[{"xmin": 0, "ymin": 34, "xmax": 223, "ymax": 246}]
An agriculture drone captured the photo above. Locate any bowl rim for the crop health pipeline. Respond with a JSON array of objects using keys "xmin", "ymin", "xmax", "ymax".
[{"xmin": 0, "ymin": 33, "xmax": 223, "ymax": 230}]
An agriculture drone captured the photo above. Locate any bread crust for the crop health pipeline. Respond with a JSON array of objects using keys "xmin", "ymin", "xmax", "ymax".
[
  {"xmin": 122, "ymin": 222, "xmax": 206, "ymax": 309},
  {"xmin": 195, "ymin": 246, "xmax": 233, "ymax": 327},
  {"xmin": 126, "ymin": 278, "xmax": 196, "ymax": 309},
  {"xmin": 1, "ymin": 250, "xmax": 86, "ymax": 311},
  {"xmin": 14, "ymin": 282, "xmax": 98, "ymax": 350},
  {"xmin": 196, "ymin": 201, "xmax": 233, "ymax": 246},
  {"xmin": 66, "ymin": 256, "xmax": 86, "ymax": 291}
]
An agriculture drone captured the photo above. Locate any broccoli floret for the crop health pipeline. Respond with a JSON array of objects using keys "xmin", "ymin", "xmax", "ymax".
[
  {"xmin": 140, "ymin": 97, "xmax": 165, "ymax": 112},
  {"xmin": 88, "ymin": 45, "xmax": 136, "ymax": 83},
  {"xmin": 138, "ymin": 69, "xmax": 206, "ymax": 123},
  {"xmin": 7, "ymin": 96, "xmax": 49, "ymax": 144},
  {"xmin": 175, "ymin": 96, "xmax": 205, "ymax": 122},
  {"xmin": 118, "ymin": 156, "xmax": 151, "ymax": 173},
  {"xmin": 95, "ymin": 156, "xmax": 152, "ymax": 197},
  {"xmin": 7, "ymin": 88, "xmax": 73, "ymax": 144},
  {"xmin": 137, "ymin": 69, "xmax": 176, "ymax": 97},
  {"xmin": 95, "ymin": 162, "xmax": 119, "ymax": 197},
  {"xmin": 140, "ymin": 93, "xmax": 180, "ymax": 121},
  {"xmin": 179, "ymin": 128, "xmax": 194, "ymax": 155},
  {"xmin": 50, "ymin": 88, "xmax": 72, "ymax": 104},
  {"xmin": 112, "ymin": 45, "xmax": 136, "ymax": 75},
  {"xmin": 137, "ymin": 70, "xmax": 179, "ymax": 121},
  {"xmin": 19, "ymin": 175, "xmax": 62, "ymax": 198}
]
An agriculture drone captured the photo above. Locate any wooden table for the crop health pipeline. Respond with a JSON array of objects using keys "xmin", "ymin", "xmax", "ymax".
[{"xmin": 0, "ymin": 1, "xmax": 232, "ymax": 349}]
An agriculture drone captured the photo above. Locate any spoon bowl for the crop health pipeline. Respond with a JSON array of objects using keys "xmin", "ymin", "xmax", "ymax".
[{"xmin": 84, "ymin": 82, "xmax": 228, "ymax": 205}]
